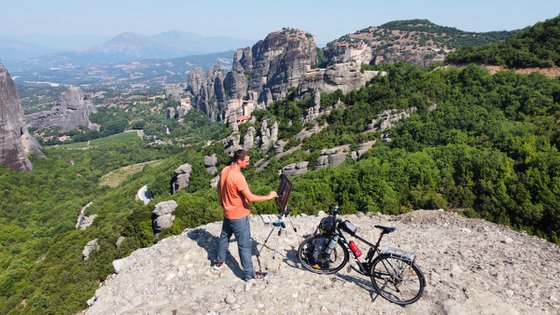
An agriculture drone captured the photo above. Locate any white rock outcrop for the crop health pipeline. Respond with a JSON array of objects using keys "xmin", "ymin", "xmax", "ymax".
[
  {"xmin": 82, "ymin": 239, "xmax": 99, "ymax": 261},
  {"xmin": 204, "ymin": 154, "xmax": 219, "ymax": 175},
  {"xmin": 152, "ymin": 200, "xmax": 178, "ymax": 233},
  {"xmin": 171, "ymin": 163, "xmax": 192, "ymax": 194}
]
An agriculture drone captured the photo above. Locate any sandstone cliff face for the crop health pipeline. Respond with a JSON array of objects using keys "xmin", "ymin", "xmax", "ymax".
[
  {"xmin": 186, "ymin": 65, "xmax": 227, "ymax": 122},
  {"xmin": 223, "ymin": 47, "xmax": 252, "ymax": 100},
  {"xmin": 323, "ymin": 41, "xmax": 373, "ymax": 65},
  {"xmin": 0, "ymin": 64, "xmax": 42, "ymax": 170},
  {"xmin": 324, "ymin": 39, "xmax": 444, "ymax": 66},
  {"xmin": 244, "ymin": 29, "xmax": 317, "ymax": 104},
  {"xmin": 25, "ymin": 87, "xmax": 99, "ymax": 132},
  {"xmin": 187, "ymin": 28, "xmax": 317, "ymax": 121},
  {"xmin": 297, "ymin": 62, "xmax": 382, "ymax": 99}
]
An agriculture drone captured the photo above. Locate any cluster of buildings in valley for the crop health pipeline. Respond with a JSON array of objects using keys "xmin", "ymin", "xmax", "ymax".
[{"xmin": 34, "ymin": 133, "xmax": 72, "ymax": 143}]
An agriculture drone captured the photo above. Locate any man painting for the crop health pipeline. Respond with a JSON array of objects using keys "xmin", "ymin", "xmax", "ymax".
[{"xmin": 213, "ymin": 149, "xmax": 277, "ymax": 281}]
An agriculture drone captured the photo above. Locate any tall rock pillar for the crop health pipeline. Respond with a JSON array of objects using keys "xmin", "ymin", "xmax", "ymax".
[{"xmin": 0, "ymin": 64, "xmax": 42, "ymax": 170}]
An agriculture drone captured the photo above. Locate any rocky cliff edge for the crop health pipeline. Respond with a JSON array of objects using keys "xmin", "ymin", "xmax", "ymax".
[{"xmin": 81, "ymin": 210, "xmax": 559, "ymax": 314}]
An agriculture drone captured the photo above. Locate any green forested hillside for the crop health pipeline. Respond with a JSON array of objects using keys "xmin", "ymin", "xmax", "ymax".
[
  {"xmin": 0, "ymin": 122, "xmax": 223, "ymax": 313},
  {"xmin": 334, "ymin": 18, "xmax": 516, "ymax": 61},
  {"xmin": 0, "ymin": 133, "xmax": 184, "ymax": 313},
  {"xmin": 446, "ymin": 15, "xmax": 560, "ymax": 67},
  {"xmin": 379, "ymin": 19, "xmax": 515, "ymax": 46},
  {"xmin": 1, "ymin": 66, "xmax": 560, "ymax": 314},
  {"xmin": 247, "ymin": 63, "xmax": 559, "ymax": 243}
]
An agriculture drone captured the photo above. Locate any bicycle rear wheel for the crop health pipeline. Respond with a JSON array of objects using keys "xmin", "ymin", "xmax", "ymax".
[
  {"xmin": 297, "ymin": 234, "xmax": 348, "ymax": 274},
  {"xmin": 370, "ymin": 254, "xmax": 425, "ymax": 305}
]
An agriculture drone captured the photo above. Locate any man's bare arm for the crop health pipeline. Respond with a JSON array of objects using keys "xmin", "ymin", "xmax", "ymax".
[{"xmin": 241, "ymin": 188, "xmax": 277, "ymax": 203}]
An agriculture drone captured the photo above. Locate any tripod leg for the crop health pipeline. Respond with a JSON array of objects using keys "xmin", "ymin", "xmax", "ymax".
[
  {"xmin": 256, "ymin": 227, "xmax": 276, "ymax": 271},
  {"xmin": 271, "ymin": 228, "xmax": 285, "ymax": 271},
  {"xmin": 286, "ymin": 214, "xmax": 299, "ymax": 237},
  {"xmin": 257, "ymin": 226, "xmax": 276, "ymax": 257},
  {"xmin": 271, "ymin": 229, "xmax": 281, "ymax": 259}
]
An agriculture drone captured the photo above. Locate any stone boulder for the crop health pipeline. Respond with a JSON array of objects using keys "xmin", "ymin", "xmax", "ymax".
[
  {"xmin": 274, "ymin": 139, "xmax": 287, "ymax": 153},
  {"xmin": 210, "ymin": 175, "xmax": 220, "ymax": 188},
  {"xmin": 77, "ymin": 214, "xmax": 97, "ymax": 230},
  {"xmin": 223, "ymin": 133, "xmax": 242, "ymax": 157},
  {"xmin": 301, "ymin": 92, "xmax": 322, "ymax": 123},
  {"xmin": 76, "ymin": 202, "xmax": 97, "ymax": 230},
  {"xmin": 115, "ymin": 236, "xmax": 125, "ymax": 248},
  {"xmin": 350, "ymin": 140, "xmax": 376, "ymax": 161},
  {"xmin": 82, "ymin": 239, "xmax": 99, "ymax": 261},
  {"xmin": 152, "ymin": 200, "xmax": 178, "ymax": 233},
  {"xmin": 0, "ymin": 64, "xmax": 43, "ymax": 170},
  {"xmin": 366, "ymin": 107, "xmax": 418, "ymax": 132},
  {"xmin": 165, "ymin": 84, "xmax": 184, "ymax": 102},
  {"xmin": 281, "ymin": 161, "xmax": 309, "ymax": 176},
  {"xmin": 204, "ymin": 154, "xmax": 218, "ymax": 175},
  {"xmin": 166, "ymin": 107, "xmax": 177, "ymax": 119},
  {"xmin": 316, "ymin": 144, "xmax": 351, "ymax": 168},
  {"xmin": 171, "ymin": 163, "xmax": 192, "ymax": 194}
]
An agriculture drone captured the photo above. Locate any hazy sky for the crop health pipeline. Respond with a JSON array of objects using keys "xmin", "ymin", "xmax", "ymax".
[{"xmin": 3, "ymin": 0, "xmax": 560, "ymax": 45}]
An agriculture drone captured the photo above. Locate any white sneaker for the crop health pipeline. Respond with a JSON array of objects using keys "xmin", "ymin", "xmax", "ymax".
[{"xmin": 212, "ymin": 261, "xmax": 224, "ymax": 270}]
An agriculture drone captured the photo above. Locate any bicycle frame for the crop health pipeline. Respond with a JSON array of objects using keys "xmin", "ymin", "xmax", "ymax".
[
  {"xmin": 316, "ymin": 208, "xmax": 414, "ymax": 277},
  {"xmin": 334, "ymin": 224, "xmax": 387, "ymax": 276},
  {"xmin": 301, "ymin": 207, "xmax": 426, "ymax": 305}
]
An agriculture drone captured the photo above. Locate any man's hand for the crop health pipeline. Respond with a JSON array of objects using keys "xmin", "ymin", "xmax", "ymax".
[{"xmin": 268, "ymin": 191, "xmax": 278, "ymax": 199}]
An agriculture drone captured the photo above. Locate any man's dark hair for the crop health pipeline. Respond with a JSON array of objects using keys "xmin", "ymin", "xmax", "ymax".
[{"xmin": 233, "ymin": 149, "xmax": 249, "ymax": 163}]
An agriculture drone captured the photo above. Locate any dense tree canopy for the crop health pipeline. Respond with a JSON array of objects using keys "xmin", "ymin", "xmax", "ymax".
[{"xmin": 446, "ymin": 15, "xmax": 560, "ymax": 67}]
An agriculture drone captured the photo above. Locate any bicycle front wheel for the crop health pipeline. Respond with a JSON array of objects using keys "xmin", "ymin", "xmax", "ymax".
[
  {"xmin": 370, "ymin": 254, "xmax": 425, "ymax": 305},
  {"xmin": 297, "ymin": 234, "xmax": 349, "ymax": 274}
]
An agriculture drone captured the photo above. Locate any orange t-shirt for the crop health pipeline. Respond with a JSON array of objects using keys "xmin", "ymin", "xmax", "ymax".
[{"xmin": 219, "ymin": 165, "xmax": 250, "ymax": 219}]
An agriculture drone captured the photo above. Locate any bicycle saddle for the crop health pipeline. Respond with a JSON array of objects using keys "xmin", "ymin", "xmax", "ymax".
[{"xmin": 374, "ymin": 225, "xmax": 396, "ymax": 234}]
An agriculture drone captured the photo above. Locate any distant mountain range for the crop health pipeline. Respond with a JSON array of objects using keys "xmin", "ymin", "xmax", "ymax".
[
  {"xmin": 83, "ymin": 30, "xmax": 255, "ymax": 63},
  {"xmin": 1, "ymin": 30, "xmax": 255, "ymax": 67},
  {"xmin": 0, "ymin": 38, "xmax": 56, "ymax": 63},
  {"xmin": 10, "ymin": 51, "xmax": 235, "ymax": 88},
  {"xmin": 0, "ymin": 19, "xmax": 525, "ymax": 90}
]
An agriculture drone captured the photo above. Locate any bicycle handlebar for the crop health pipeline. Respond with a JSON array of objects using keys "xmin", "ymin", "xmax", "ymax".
[{"xmin": 330, "ymin": 205, "xmax": 340, "ymax": 216}]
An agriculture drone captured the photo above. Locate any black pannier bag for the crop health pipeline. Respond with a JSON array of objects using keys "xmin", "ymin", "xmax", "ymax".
[
  {"xmin": 340, "ymin": 220, "xmax": 357, "ymax": 235},
  {"xmin": 319, "ymin": 216, "xmax": 336, "ymax": 234}
]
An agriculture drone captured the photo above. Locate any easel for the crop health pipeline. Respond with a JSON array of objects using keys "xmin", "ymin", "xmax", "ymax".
[{"xmin": 256, "ymin": 175, "xmax": 298, "ymax": 269}]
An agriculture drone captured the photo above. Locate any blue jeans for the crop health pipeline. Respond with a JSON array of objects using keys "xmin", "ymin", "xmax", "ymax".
[{"xmin": 215, "ymin": 215, "xmax": 255, "ymax": 280}]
